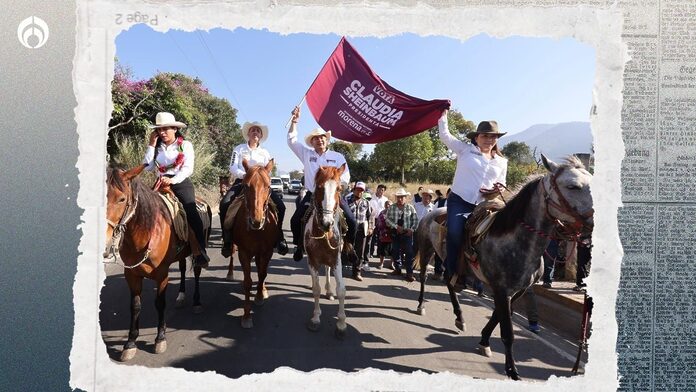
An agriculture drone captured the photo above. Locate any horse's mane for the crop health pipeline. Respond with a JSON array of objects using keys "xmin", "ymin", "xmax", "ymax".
[
  {"xmin": 487, "ymin": 156, "xmax": 586, "ymax": 236},
  {"xmin": 106, "ymin": 166, "xmax": 169, "ymax": 232}
]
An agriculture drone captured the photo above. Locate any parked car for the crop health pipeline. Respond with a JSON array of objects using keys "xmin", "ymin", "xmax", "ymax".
[
  {"xmin": 270, "ymin": 177, "xmax": 284, "ymax": 199},
  {"xmin": 288, "ymin": 179, "xmax": 303, "ymax": 195}
]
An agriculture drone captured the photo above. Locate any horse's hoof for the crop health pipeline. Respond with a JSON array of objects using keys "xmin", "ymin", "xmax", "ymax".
[
  {"xmin": 225, "ymin": 273, "xmax": 234, "ymax": 281},
  {"xmin": 306, "ymin": 320, "xmax": 320, "ymax": 332},
  {"xmin": 254, "ymin": 296, "xmax": 265, "ymax": 306},
  {"xmin": 506, "ymin": 368, "xmax": 522, "ymax": 381},
  {"xmin": 154, "ymin": 340, "xmax": 167, "ymax": 354},
  {"xmin": 262, "ymin": 289, "xmax": 269, "ymax": 300},
  {"xmin": 175, "ymin": 293, "xmax": 185, "ymax": 308},
  {"xmin": 120, "ymin": 347, "xmax": 137, "ymax": 362},
  {"xmin": 477, "ymin": 344, "xmax": 492, "ymax": 357},
  {"xmin": 335, "ymin": 327, "xmax": 347, "ymax": 340},
  {"xmin": 455, "ymin": 320, "xmax": 466, "ymax": 332},
  {"xmin": 325, "ymin": 294, "xmax": 335, "ymax": 301},
  {"xmin": 417, "ymin": 306, "xmax": 426, "ymax": 316},
  {"xmin": 241, "ymin": 318, "xmax": 253, "ymax": 329},
  {"xmin": 193, "ymin": 305, "xmax": 204, "ymax": 314}
]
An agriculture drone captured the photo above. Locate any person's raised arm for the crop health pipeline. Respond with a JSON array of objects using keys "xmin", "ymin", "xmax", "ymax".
[
  {"xmin": 438, "ymin": 110, "xmax": 466, "ymax": 154},
  {"xmin": 287, "ymin": 106, "xmax": 304, "ymax": 158}
]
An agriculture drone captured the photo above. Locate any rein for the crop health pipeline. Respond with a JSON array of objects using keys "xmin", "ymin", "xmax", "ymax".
[
  {"xmin": 521, "ymin": 170, "xmax": 591, "ymax": 243},
  {"xmin": 308, "ymin": 192, "xmax": 340, "ymax": 250},
  {"xmin": 103, "ymin": 191, "xmax": 153, "ymax": 269}
]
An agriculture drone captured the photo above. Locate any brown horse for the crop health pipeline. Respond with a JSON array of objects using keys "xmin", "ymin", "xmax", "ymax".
[
  {"xmin": 304, "ymin": 164, "xmax": 348, "ymax": 338},
  {"xmin": 104, "ymin": 165, "xmax": 210, "ymax": 361},
  {"xmin": 227, "ymin": 159, "xmax": 278, "ymax": 329}
]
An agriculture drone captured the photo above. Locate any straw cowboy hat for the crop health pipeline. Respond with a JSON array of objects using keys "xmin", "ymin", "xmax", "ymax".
[
  {"xmin": 419, "ymin": 188, "xmax": 435, "ymax": 198},
  {"xmin": 304, "ymin": 127, "xmax": 332, "ymax": 146},
  {"xmin": 466, "ymin": 120, "xmax": 507, "ymax": 140},
  {"xmin": 148, "ymin": 112, "xmax": 187, "ymax": 129},
  {"xmin": 394, "ymin": 188, "xmax": 410, "ymax": 197},
  {"xmin": 241, "ymin": 121, "xmax": 269, "ymax": 143}
]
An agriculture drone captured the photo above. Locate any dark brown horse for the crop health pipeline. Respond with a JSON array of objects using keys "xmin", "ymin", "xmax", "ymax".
[
  {"xmin": 414, "ymin": 156, "xmax": 593, "ymax": 380},
  {"xmin": 228, "ymin": 159, "xmax": 278, "ymax": 329},
  {"xmin": 104, "ymin": 165, "xmax": 210, "ymax": 361},
  {"xmin": 304, "ymin": 164, "xmax": 348, "ymax": 338}
]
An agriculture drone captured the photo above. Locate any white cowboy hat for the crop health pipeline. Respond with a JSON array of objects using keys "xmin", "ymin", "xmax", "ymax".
[
  {"xmin": 394, "ymin": 188, "xmax": 410, "ymax": 197},
  {"xmin": 354, "ymin": 181, "xmax": 366, "ymax": 190},
  {"xmin": 148, "ymin": 112, "xmax": 187, "ymax": 129},
  {"xmin": 304, "ymin": 127, "xmax": 332, "ymax": 146},
  {"xmin": 241, "ymin": 121, "xmax": 269, "ymax": 143},
  {"xmin": 420, "ymin": 189, "xmax": 435, "ymax": 198}
]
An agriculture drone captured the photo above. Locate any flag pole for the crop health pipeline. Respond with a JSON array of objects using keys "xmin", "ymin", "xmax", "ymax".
[{"xmin": 285, "ymin": 36, "xmax": 346, "ymax": 129}]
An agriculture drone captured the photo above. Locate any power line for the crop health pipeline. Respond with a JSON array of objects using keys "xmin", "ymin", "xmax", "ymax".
[
  {"xmin": 168, "ymin": 34, "xmax": 202, "ymax": 76},
  {"xmin": 195, "ymin": 31, "xmax": 247, "ymax": 122}
]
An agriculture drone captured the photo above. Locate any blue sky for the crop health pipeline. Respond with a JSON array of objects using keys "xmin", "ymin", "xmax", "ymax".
[{"xmin": 115, "ymin": 25, "xmax": 595, "ymax": 173}]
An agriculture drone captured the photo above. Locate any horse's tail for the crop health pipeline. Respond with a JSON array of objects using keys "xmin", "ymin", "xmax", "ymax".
[{"xmin": 205, "ymin": 203, "xmax": 212, "ymax": 245}]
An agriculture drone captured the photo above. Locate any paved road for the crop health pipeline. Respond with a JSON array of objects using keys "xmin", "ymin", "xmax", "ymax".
[{"xmin": 100, "ymin": 197, "xmax": 583, "ymax": 381}]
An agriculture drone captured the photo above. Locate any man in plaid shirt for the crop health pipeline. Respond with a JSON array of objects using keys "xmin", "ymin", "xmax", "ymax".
[
  {"xmin": 386, "ymin": 188, "xmax": 419, "ymax": 282},
  {"xmin": 345, "ymin": 181, "xmax": 373, "ymax": 281}
]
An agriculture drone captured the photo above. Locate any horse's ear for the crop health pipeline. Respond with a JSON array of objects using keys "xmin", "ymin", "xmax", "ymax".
[
  {"xmin": 124, "ymin": 164, "xmax": 146, "ymax": 181},
  {"xmin": 541, "ymin": 154, "xmax": 559, "ymax": 173},
  {"xmin": 242, "ymin": 159, "xmax": 250, "ymax": 172},
  {"xmin": 338, "ymin": 163, "xmax": 346, "ymax": 176},
  {"xmin": 265, "ymin": 159, "xmax": 274, "ymax": 173}
]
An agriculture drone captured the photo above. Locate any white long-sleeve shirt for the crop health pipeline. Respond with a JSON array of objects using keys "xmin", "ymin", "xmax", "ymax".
[
  {"xmin": 143, "ymin": 139, "xmax": 195, "ymax": 184},
  {"xmin": 438, "ymin": 114, "xmax": 507, "ymax": 204},
  {"xmin": 228, "ymin": 143, "xmax": 272, "ymax": 181},
  {"xmin": 414, "ymin": 201, "xmax": 435, "ymax": 220},
  {"xmin": 287, "ymin": 124, "xmax": 350, "ymax": 193}
]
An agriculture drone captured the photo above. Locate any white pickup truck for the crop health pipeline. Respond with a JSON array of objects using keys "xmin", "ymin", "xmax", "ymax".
[{"xmin": 270, "ymin": 177, "xmax": 284, "ymax": 199}]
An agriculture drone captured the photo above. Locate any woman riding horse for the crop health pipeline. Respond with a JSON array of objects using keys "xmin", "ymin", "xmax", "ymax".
[
  {"xmin": 219, "ymin": 121, "xmax": 288, "ymax": 257},
  {"xmin": 143, "ymin": 112, "xmax": 209, "ymax": 268},
  {"xmin": 438, "ymin": 109, "xmax": 508, "ymax": 290}
]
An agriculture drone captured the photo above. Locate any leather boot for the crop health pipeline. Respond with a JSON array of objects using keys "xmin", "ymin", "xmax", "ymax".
[
  {"xmin": 276, "ymin": 229, "xmax": 289, "ymax": 256},
  {"xmin": 352, "ymin": 267, "xmax": 363, "ymax": 282}
]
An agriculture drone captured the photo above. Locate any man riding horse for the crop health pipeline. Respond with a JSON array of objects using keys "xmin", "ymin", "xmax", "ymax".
[
  {"xmin": 219, "ymin": 121, "xmax": 289, "ymax": 258},
  {"xmin": 286, "ymin": 106, "xmax": 359, "ymax": 272}
]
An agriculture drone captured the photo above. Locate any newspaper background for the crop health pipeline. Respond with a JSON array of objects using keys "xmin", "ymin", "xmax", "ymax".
[{"xmin": 69, "ymin": 1, "xmax": 692, "ymax": 391}]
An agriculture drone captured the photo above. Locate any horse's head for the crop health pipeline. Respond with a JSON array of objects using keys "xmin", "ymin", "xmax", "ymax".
[
  {"xmin": 541, "ymin": 155, "xmax": 594, "ymax": 236},
  {"xmin": 313, "ymin": 163, "xmax": 345, "ymax": 231},
  {"xmin": 104, "ymin": 165, "xmax": 144, "ymax": 257},
  {"xmin": 242, "ymin": 159, "xmax": 273, "ymax": 230}
]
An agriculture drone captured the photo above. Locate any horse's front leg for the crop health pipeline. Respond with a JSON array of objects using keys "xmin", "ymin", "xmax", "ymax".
[
  {"xmin": 154, "ymin": 276, "xmax": 168, "ymax": 354},
  {"xmin": 175, "ymin": 257, "xmax": 186, "ymax": 308},
  {"xmin": 494, "ymin": 290, "xmax": 520, "ymax": 380},
  {"xmin": 254, "ymin": 250, "xmax": 271, "ymax": 305},
  {"xmin": 333, "ymin": 252, "xmax": 347, "ymax": 339},
  {"xmin": 306, "ymin": 264, "xmax": 322, "ymax": 331},
  {"xmin": 226, "ymin": 245, "xmax": 235, "ymax": 281},
  {"xmin": 324, "ymin": 265, "xmax": 334, "ymax": 300},
  {"xmin": 478, "ymin": 289, "xmax": 524, "ymax": 358},
  {"xmin": 121, "ymin": 273, "xmax": 143, "ymax": 362},
  {"xmin": 239, "ymin": 251, "xmax": 254, "ymax": 329}
]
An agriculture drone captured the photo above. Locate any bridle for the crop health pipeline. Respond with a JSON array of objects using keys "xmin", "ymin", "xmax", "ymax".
[
  {"xmin": 308, "ymin": 185, "xmax": 341, "ymax": 250},
  {"xmin": 243, "ymin": 179, "xmax": 271, "ymax": 231},
  {"xmin": 539, "ymin": 169, "xmax": 593, "ymax": 241},
  {"xmin": 103, "ymin": 184, "xmax": 152, "ymax": 269}
]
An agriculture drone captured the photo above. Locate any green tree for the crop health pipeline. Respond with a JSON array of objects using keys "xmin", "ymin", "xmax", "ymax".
[
  {"xmin": 373, "ymin": 133, "xmax": 433, "ymax": 184},
  {"xmin": 501, "ymin": 141, "xmax": 535, "ymax": 165},
  {"xmin": 289, "ymin": 170, "xmax": 303, "ymax": 180},
  {"xmin": 108, "ymin": 66, "xmax": 243, "ymax": 186}
]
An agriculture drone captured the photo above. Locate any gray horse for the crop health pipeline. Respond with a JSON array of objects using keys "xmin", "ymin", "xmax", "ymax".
[{"xmin": 414, "ymin": 155, "xmax": 593, "ymax": 380}]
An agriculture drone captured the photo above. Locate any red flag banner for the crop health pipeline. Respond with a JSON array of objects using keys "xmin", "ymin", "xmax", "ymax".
[{"xmin": 305, "ymin": 37, "xmax": 451, "ymax": 144}]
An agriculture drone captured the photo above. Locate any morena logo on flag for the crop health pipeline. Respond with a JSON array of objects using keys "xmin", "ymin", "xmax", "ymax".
[{"xmin": 305, "ymin": 37, "xmax": 450, "ymax": 144}]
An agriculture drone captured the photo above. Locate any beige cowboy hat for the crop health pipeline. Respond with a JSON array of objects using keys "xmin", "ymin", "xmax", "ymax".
[
  {"xmin": 304, "ymin": 127, "xmax": 332, "ymax": 146},
  {"xmin": 466, "ymin": 120, "xmax": 507, "ymax": 140},
  {"xmin": 148, "ymin": 112, "xmax": 187, "ymax": 129},
  {"xmin": 419, "ymin": 188, "xmax": 435, "ymax": 198},
  {"xmin": 394, "ymin": 188, "xmax": 410, "ymax": 197},
  {"xmin": 241, "ymin": 121, "xmax": 269, "ymax": 143}
]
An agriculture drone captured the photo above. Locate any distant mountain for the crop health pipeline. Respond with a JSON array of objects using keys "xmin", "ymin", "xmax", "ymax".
[{"xmin": 499, "ymin": 122, "xmax": 592, "ymax": 161}]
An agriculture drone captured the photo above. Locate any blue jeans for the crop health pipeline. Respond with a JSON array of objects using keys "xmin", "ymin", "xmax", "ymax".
[
  {"xmin": 445, "ymin": 192, "xmax": 476, "ymax": 276},
  {"xmin": 391, "ymin": 233, "xmax": 415, "ymax": 274}
]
